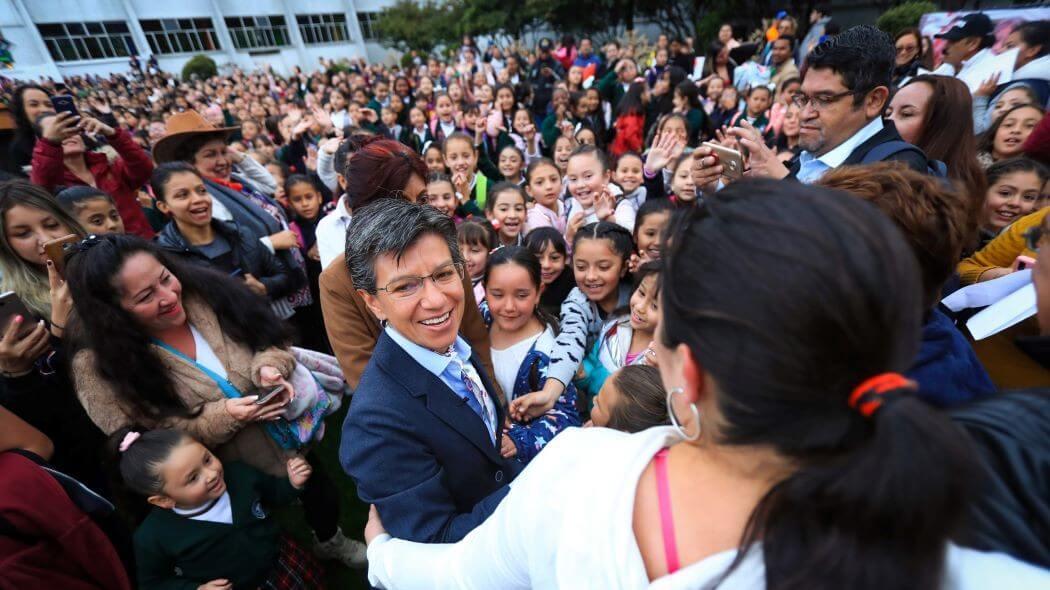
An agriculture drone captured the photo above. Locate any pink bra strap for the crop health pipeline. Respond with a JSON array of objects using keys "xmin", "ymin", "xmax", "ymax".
[{"xmin": 653, "ymin": 448, "xmax": 680, "ymax": 574}]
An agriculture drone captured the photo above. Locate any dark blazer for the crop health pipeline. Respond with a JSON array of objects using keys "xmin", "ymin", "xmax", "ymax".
[
  {"xmin": 786, "ymin": 119, "xmax": 929, "ymax": 178},
  {"xmin": 340, "ymin": 331, "xmax": 522, "ymax": 543}
]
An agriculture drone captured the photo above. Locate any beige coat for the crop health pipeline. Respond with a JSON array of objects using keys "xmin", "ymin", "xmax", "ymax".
[{"xmin": 73, "ymin": 297, "xmax": 296, "ymax": 476}]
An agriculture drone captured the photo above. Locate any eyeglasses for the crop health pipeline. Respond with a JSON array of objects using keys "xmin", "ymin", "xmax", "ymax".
[
  {"xmin": 376, "ymin": 262, "xmax": 464, "ymax": 299},
  {"xmin": 790, "ymin": 89, "xmax": 857, "ymax": 112},
  {"xmin": 895, "ymin": 45, "xmax": 919, "ymax": 55},
  {"xmin": 1024, "ymin": 226, "xmax": 1048, "ymax": 252}
]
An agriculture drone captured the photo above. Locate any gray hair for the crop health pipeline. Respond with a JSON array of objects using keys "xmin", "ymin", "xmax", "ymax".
[{"xmin": 345, "ymin": 199, "xmax": 463, "ymax": 293}]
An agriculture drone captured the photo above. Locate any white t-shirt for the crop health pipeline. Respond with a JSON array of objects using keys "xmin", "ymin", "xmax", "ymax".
[
  {"xmin": 190, "ymin": 324, "xmax": 227, "ymax": 379},
  {"xmin": 316, "ymin": 195, "xmax": 353, "ymax": 269},
  {"xmin": 367, "ymin": 426, "xmax": 1050, "ymax": 590},
  {"xmin": 490, "ymin": 329, "xmax": 545, "ymax": 398}
]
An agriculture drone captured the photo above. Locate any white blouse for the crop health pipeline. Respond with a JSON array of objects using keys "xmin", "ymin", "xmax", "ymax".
[
  {"xmin": 367, "ymin": 427, "xmax": 1050, "ymax": 589},
  {"xmin": 489, "ymin": 327, "xmax": 549, "ymax": 399}
]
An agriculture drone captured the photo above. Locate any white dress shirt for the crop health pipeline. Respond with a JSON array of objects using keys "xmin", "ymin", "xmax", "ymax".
[
  {"xmin": 795, "ymin": 117, "xmax": 884, "ymax": 184},
  {"xmin": 316, "ymin": 195, "xmax": 353, "ymax": 269}
]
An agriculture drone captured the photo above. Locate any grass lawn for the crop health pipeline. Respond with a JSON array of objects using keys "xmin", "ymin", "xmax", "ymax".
[{"xmin": 276, "ymin": 402, "xmax": 371, "ymax": 589}]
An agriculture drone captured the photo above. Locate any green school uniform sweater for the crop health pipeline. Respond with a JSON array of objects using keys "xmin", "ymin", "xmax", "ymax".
[{"xmin": 134, "ymin": 462, "xmax": 300, "ymax": 590}]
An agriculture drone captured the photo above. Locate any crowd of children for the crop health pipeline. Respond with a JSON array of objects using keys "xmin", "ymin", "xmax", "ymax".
[{"xmin": 0, "ymin": 7, "xmax": 1049, "ymax": 589}]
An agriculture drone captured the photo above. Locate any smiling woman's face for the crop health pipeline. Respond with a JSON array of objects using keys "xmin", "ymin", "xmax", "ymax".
[
  {"xmin": 117, "ymin": 252, "xmax": 187, "ymax": 335},
  {"xmin": 361, "ymin": 233, "xmax": 465, "ymax": 353}
]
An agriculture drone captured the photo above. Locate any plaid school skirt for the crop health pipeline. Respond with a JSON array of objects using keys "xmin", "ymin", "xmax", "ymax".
[{"xmin": 259, "ymin": 536, "xmax": 325, "ymax": 590}]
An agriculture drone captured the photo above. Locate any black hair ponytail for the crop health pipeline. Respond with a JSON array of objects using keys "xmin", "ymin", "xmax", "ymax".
[{"xmin": 659, "ymin": 180, "xmax": 977, "ymax": 590}]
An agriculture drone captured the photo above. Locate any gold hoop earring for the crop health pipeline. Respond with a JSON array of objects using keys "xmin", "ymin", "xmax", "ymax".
[{"xmin": 666, "ymin": 387, "xmax": 701, "ymax": 441}]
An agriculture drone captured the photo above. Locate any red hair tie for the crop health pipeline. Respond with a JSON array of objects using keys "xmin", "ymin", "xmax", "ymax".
[{"xmin": 848, "ymin": 373, "xmax": 913, "ymax": 418}]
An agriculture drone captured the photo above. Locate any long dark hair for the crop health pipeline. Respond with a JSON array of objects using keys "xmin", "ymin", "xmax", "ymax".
[
  {"xmin": 11, "ymin": 84, "xmax": 50, "ymax": 142},
  {"xmin": 978, "ymin": 103, "xmax": 1045, "ymax": 157},
  {"xmin": 65, "ymin": 235, "xmax": 290, "ymax": 421},
  {"xmin": 616, "ymin": 82, "xmax": 647, "ymax": 118},
  {"xmin": 660, "ymin": 179, "xmax": 975, "ymax": 589},
  {"xmin": 484, "ymin": 245, "xmax": 556, "ymax": 329},
  {"xmin": 901, "ymin": 75, "xmax": 985, "ymax": 211}
]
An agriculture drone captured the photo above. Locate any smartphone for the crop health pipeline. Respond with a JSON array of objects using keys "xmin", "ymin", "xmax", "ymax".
[
  {"xmin": 701, "ymin": 141, "xmax": 745, "ymax": 180},
  {"xmin": 254, "ymin": 385, "xmax": 286, "ymax": 405},
  {"xmin": 0, "ymin": 291, "xmax": 37, "ymax": 339},
  {"xmin": 50, "ymin": 95, "xmax": 79, "ymax": 118},
  {"xmin": 43, "ymin": 234, "xmax": 79, "ymax": 278}
]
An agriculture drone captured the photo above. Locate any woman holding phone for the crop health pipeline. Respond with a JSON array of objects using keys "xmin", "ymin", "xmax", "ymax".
[
  {"xmin": 30, "ymin": 109, "xmax": 156, "ymax": 239},
  {"xmin": 65, "ymin": 233, "xmax": 366, "ymax": 568},
  {"xmin": 0, "ymin": 180, "xmax": 105, "ymax": 489}
]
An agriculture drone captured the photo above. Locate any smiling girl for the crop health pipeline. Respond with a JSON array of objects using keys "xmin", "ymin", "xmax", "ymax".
[
  {"xmin": 114, "ymin": 428, "xmax": 323, "ymax": 589},
  {"xmin": 525, "ymin": 228, "xmax": 576, "ymax": 319},
  {"xmin": 443, "ymin": 132, "xmax": 495, "ymax": 218},
  {"xmin": 978, "ymin": 157, "xmax": 1049, "ymax": 247},
  {"xmin": 457, "ymin": 220, "xmax": 497, "ymax": 305},
  {"xmin": 485, "ymin": 183, "xmax": 527, "ymax": 246},
  {"xmin": 564, "ymin": 145, "xmax": 620, "ymax": 241},
  {"xmin": 577, "ymin": 263, "xmax": 660, "ymax": 405},
  {"xmin": 485, "ymin": 247, "xmax": 580, "ymax": 464},
  {"xmin": 512, "ymin": 222, "xmax": 633, "ymax": 422},
  {"xmin": 425, "ymin": 172, "xmax": 460, "ymax": 220}
]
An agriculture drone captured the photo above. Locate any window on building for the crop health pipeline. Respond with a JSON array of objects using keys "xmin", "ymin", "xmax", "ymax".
[
  {"xmin": 140, "ymin": 18, "xmax": 221, "ymax": 55},
  {"xmin": 296, "ymin": 13, "xmax": 349, "ymax": 45},
  {"xmin": 224, "ymin": 15, "xmax": 290, "ymax": 50},
  {"xmin": 357, "ymin": 12, "xmax": 380, "ymax": 41},
  {"xmin": 37, "ymin": 21, "xmax": 135, "ymax": 62}
]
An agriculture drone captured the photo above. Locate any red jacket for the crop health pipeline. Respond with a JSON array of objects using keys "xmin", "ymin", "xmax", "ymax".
[
  {"xmin": 611, "ymin": 112, "xmax": 645, "ymax": 158},
  {"xmin": 0, "ymin": 452, "xmax": 132, "ymax": 590},
  {"xmin": 30, "ymin": 128, "xmax": 155, "ymax": 238}
]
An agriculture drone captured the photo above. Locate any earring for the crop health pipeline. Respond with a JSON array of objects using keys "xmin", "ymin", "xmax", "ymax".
[{"xmin": 666, "ymin": 387, "xmax": 701, "ymax": 441}]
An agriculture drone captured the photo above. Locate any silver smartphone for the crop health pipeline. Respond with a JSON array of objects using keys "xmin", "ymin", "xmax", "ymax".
[{"xmin": 254, "ymin": 384, "xmax": 287, "ymax": 405}]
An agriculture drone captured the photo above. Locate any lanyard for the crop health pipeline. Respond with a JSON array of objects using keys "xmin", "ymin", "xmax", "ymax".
[{"xmin": 151, "ymin": 338, "xmax": 244, "ymax": 400}]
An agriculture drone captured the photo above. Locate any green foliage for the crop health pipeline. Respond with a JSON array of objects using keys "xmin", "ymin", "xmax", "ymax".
[
  {"xmin": 877, "ymin": 1, "xmax": 937, "ymax": 37},
  {"xmin": 181, "ymin": 54, "xmax": 217, "ymax": 82},
  {"xmin": 373, "ymin": 0, "xmax": 460, "ymax": 54}
]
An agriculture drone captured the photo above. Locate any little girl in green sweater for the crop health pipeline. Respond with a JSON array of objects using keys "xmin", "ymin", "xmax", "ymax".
[{"xmin": 114, "ymin": 428, "xmax": 324, "ymax": 590}]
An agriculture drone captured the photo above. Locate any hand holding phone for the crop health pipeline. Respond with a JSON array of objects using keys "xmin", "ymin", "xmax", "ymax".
[
  {"xmin": 43, "ymin": 234, "xmax": 79, "ymax": 278},
  {"xmin": 701, "ymin": 141, "xmax": 745, "ymax": 180},
  {"xmin": 254, "ymin": 384, "xmax": 287, "ymax": 405},
  {"xmin": 50, "ymin": 95, "xmax": 80, "ymax": 118}
]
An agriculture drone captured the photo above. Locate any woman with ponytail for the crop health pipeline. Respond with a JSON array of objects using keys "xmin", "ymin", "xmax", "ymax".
[{"xmin": 360, "ymin": 179, "xmax": 1048, "ymax": 589}]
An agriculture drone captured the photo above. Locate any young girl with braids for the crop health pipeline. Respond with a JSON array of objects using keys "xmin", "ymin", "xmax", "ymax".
[{"xmin": 511, "ymin": 222, "xmax": 634, "ymax": 422}]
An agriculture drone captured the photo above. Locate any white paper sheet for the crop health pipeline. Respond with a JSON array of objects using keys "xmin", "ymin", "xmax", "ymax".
[
  {"xmin": 958, "ymin": 48, "xmax": 1018, "ymax": 94},
  {"xmin": 966, "ymin": 283, "xmax": 1037, "ymax": 340},
  {"xmin": 942, "ymin": 268, "xmax": 1032, "ymax": 312}
]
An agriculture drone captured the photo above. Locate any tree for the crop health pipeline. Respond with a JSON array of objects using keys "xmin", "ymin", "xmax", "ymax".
[
  {"xmin": 181, "ymin": 55, "xmax": 217, "ymax": 82},
  {"xmin": 373, "ymin": 0, "xmax": 460, "ymax": 54},
  {"xmin": 877, "ymin": 1, "xmax": 938, "ymax": 37}
]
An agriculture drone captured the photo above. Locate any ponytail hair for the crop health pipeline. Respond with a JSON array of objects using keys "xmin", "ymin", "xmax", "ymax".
[
  {"xmin": 572, "ymin": 221, "xmax": 634, "ymax": 263},
  {"xmin": 108, "ymin": 427, "xmax": 190, "ymax": 496},
  {"xmin": 659, "ymin": 179, "xmax": 976, "ymax": 590}
]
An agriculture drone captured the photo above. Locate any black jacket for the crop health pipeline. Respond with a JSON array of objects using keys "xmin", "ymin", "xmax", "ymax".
[
  {"xmin": 952, "ymin": 390, "xmax": 1050, "ymax": 568},
  {"xmin": 156, "ymin": 219, "xmax": 300, "ymax": 300},
  {"xmin": 786, "ymin": 119, "xmax": 929, "ymax": 179}
]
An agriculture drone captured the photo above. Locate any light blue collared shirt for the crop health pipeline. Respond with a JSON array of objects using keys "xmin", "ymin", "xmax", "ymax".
[
  {"xmin": 795, "ymin": 117, "xmax": 884, "ymax": 184},
  {"xmin": 385, "ymin": 326, "xmax": 497, "ymax": 442}
]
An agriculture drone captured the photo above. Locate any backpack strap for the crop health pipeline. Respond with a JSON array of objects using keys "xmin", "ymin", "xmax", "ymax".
[{"xmin": 860, "ymin": 140, "xmax": 925, "ymax": 165}]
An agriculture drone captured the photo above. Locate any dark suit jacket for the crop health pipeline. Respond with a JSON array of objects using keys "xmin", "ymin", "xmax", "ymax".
[
  {"xmin": 339, "ymin": 331, "xmax": 522, "ymax": 543},
  {"xmin": 786, "ymin": 119, "xmax": 929, "ymax": 178}
]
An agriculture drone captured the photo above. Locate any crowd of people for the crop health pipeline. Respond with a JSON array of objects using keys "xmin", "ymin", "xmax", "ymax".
[{"xmin": 1, "ymin": 5, "xmax": 1049, "ymax": 589}]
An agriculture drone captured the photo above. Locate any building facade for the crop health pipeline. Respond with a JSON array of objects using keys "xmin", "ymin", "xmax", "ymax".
[{"xmin": 0, "ymin": 0, "xmax": 397, "ymax": 80}]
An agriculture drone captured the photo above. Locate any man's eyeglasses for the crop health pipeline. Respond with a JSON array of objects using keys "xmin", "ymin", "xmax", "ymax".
[
  {"xmin": 1024, "ymin": 226, "xmax": 1048, "ymax": 252},
  {"xmin": 376, "ymin": 262, "xmax": 464, "ymax": 299},
  {"xmin": 790, "ymin": 90, "xmax": 857, "ymax": 112}
]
